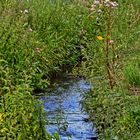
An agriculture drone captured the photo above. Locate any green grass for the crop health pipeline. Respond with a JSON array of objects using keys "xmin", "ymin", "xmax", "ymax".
[{"xmin": 124, "ymin": 64, "xmax": 140, "ymax": 87}]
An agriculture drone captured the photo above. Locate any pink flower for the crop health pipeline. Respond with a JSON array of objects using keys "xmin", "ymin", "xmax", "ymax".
[
  {"xmin": 108, "ymin": 40, "xmax": 114, "ymax": 44},
  {"xmin": 34, "ymin": 48, "xmax": 40, "ymax": 53},
  {"xmin": 104, "ymin": 1, "xmax": 119, "ymax": 8},
  {"xmin": 109, "ymin": 1, "xmax": 118, "ymax": 8}
]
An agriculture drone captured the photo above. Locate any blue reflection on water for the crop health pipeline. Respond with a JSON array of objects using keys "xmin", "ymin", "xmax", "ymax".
[{"xmin": 41, "ymin": 78, "xmax": 97, "ymax": 140}]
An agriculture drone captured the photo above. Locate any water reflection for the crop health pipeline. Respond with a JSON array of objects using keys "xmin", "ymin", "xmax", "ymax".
[{"xmin": 41, "ymin": 78, "xmax": 97, "ymax": 140}]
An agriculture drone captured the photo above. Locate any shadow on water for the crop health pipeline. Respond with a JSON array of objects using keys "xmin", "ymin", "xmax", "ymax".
[{"xmin": 40, "ymin": 78, "xmax": 97, "ymax": 140}]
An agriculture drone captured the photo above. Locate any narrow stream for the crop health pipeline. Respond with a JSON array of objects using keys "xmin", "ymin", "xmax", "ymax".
[{"xmin": 41, "ymin": 78, "xmax": 97, "ymax": 140}]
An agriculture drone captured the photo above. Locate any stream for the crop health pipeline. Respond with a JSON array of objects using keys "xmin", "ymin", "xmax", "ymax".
[{"xmin": 40, "ymin": 78, "xmax": 97, "ymax": 140}]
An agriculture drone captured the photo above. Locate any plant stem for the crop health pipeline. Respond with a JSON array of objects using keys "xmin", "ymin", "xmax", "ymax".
[{"xmin": 106, "ymin": 0, "xmax": 114, "ymax": 89}]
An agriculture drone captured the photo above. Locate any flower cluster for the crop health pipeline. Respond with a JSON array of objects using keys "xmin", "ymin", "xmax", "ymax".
[
  {"xmin": 34, "ymin": 48, "xmax": 40, "ymax": 53},
  {"xmin": 20, "ymin": 9, "xmax": 29, "ymax": 14},
  {"xmin": 104, "ymin": 0, "xmax": 119, "ymax": 8},
  {"xmin": 90, "ymin": 0, "xmax": 119, "ymax": 12}
]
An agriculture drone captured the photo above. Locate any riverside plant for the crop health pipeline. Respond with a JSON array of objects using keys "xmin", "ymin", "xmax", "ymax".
[{"xmin": 91, "ymin": 0, "xmax": 119, "ymax": 89}]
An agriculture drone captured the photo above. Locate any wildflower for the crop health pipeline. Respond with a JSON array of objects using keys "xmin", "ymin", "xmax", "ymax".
[
  {"xmin": 28, "ymin": 28, "xmax": 33, "ymax": 32},
  {"xmin": 23, "ymin": 9, "xmax": 29, "ymax": 14},
  {"xmin": 104, "ymin": 1, "xmax": 118, "ymax": 8},
  {"xmin": 108, "ymin": 40, "xmax": 114, "ymax": 44},
  {"xmin": 96, "ymin": 17, "xmax": 99, "ymax": 21},
  {"xmin": 97, "ymin": 9, "xmax": 102, "ymax": 14},
  {"xmin": 109, "ymin": 1, "xmax": 119, "ymax": 8},
  {"xmin": 104, "ymin": 1, "xmax": 110, "ymax": 7},
  {"xmin": 96, "ymin": 36, "xmax": 104, "ymax": 41},
  {"xmin": 90, "ymin": 4, "xmax": 96, "ymax": 11},
  {"xmin": 80, "ymin": 29, "xmax": 87, "ymax": 35},
  {"xmin": 89, "ymin": 15, "xmax": 94, "ymax": 19},
  {"xmin": 90, "ymin": 0, "xmax": 100, "ymax": 11},
  {"xmin": 34, "ymin": 48, "xmax": 40, "ymax": 53},
  {"xmin": 94, "ymin": 0, "xmax": 100, "ymax": 5}
]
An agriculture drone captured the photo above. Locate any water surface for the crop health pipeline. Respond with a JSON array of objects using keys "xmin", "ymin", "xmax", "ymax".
[{"xmin": 41, "ymin": 78, "xmax": 97, "ymax": 140}]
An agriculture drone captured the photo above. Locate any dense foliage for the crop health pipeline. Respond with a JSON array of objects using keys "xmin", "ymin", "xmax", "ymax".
[
  {"xmin": 0, "ymin": 0, "xmax": 140, "ymax": 139},
  {"xmin": 0, "ymin": 0, "xmax": 87, "ymax": 139}
]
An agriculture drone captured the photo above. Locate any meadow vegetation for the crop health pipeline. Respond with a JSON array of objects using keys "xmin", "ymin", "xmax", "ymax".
[
  {"xmin": 75, "ymin": 0, "xmax": 140, "ymax": 139},
  {"xmin": 0, "ymin": 0, "xmax": 140, "ymax": 140}
]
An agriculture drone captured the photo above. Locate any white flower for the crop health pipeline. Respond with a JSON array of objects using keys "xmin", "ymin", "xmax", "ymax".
[
  {"xmin": 109, "ymin": 1, "xmax": 119, "ymax": 8},
  {"xmin": 104, "ymin": 1, "xmax": 119, "ymax": 8},
  {"xmin": 24, "ymin": 9, "xmax": 29, "ymax": 14},
  {"xmin": 90, "ymin": 4, "xmax": 96, "ymax": 11},
  {"xmin": 28, "ymin": 28, "xmax": 33, "ymax": 32},
  {"xmin": 97, "ymin": 9, "xmax": 102, "ymax": 14},
  {"xmin": 104, "ymin": 0, "xmax": 110, "ymax": 7},
  {"xmin": 94, "ymin": 0, "xmax": 100, "ymax": 5}
]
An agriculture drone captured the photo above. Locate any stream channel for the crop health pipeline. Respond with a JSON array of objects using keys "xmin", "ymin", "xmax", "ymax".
[{"xmin": 40, "ymin": 78, "xmax": 97, "ymax": 140}]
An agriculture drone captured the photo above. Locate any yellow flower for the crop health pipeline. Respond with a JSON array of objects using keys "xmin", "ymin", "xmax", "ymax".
[
  {"xmin": 89, "ymin": 15, "xmax": 94, "ymax": 19},
  {"xmin": 96, "ymin": 36, "xmax": 104, "ymax": 41}
]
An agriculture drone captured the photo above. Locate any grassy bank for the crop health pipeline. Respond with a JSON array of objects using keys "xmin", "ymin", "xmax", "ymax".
[{"xmin": 72, "ymin": 0, "xmax": 140, "ymax": 139}]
